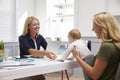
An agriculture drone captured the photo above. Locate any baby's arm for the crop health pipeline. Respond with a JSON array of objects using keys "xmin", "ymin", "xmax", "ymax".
[
  {"xmin": 60, "ymin": 44, "xmax": 74, "ymax": 60},
  {"xmin": 67, "ymin": 55, "xmax": 74, "ymax": 60}
]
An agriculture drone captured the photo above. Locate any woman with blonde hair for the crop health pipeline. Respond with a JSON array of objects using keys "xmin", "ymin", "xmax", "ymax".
[
  {"xmin": 19, "ymin": 16, "xmax": 56, "ymax": 59},
  {"xmin": 72, "ymin": 12, "xmax": 120, "ymax": 80},
  {"xmin": 18, "ymin": 16, "xmax": 56, "ymax": 80}
]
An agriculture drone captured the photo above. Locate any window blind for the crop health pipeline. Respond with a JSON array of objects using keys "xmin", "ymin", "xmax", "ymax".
[{"xmin": 0, "ymin": 10, "xmax": 15, "ymax": 41}]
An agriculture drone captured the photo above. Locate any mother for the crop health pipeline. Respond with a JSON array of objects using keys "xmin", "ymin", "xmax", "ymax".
[{"xmin": 72, "ymin": 12, "xmax": 120, "ymax": 80}]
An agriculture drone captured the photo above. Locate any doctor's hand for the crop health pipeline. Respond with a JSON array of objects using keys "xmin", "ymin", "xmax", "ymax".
[{"xmin": 45, "ymin": 51, "xmax": 57, "ymax": 60}]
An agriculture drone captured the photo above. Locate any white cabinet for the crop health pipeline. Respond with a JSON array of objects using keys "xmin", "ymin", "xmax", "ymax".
[
  {"xmin": 106, "ymin": 0, "xmax": 120, "ymax": 16},
  {"xmin": 74, "ymin": 0, "xmax": 120, "ymax": 37},
  {"xmin": 74, "ymin": 0, "xmax": 106, "ymax": 37},
  {"xmin": 115, "ymin": 16, "xmax": 120, "ymax": 25}
]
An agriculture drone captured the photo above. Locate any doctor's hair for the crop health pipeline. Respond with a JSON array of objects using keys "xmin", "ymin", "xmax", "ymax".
[
  {"xmin": 22, "ymin": 16, "xmax": 39, "ymax": 35},
  {"xmin": 68, "ymin": 29, "xmax": 81, "ymax": 39}
]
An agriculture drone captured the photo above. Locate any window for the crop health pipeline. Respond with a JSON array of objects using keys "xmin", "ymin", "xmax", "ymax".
[{"xmin": 46, "ymin": 0, "xmax": 74, "ymax": 41}]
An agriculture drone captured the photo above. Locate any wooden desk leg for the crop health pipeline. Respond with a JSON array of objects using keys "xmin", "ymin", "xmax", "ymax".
[
  {"xmin": 61, "ymin": 70, "xmax": 70, "ymax": 80},
  {"xmin": 65, "ymin": 70, "xmax": 70, "ymax": 80},
  {"xmin": 61, "ymin": 71, "xmax": 64, "ymax": 80}
]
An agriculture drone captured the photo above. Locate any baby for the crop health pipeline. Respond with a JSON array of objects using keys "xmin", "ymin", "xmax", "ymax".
[
  {"xmin": 60, "ymin": 29, "xmax": 94, "ymax": 62},
  {"xmin": 60, "ymin": 29, "xmax": 95, "ymax": 80}
]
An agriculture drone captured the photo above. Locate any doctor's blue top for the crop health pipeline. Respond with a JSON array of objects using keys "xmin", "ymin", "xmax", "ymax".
[{"xmin": 19, "ymin": 34, "xmax": 47, "ymax": 58}]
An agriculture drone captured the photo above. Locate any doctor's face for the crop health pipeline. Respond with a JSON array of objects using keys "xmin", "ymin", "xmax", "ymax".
[{"xmin": 28, "ymin": 19, "xmax": 40, "ymax": 34}]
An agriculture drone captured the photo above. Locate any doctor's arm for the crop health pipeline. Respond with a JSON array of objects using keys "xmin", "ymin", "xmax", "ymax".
[
  {"xmin": 28, "ymin": 49, "xmax": 56, "ymax": 59},
  {"xmin": 19, "ymin": 36, "xmax": 56, "ymax": 59}
]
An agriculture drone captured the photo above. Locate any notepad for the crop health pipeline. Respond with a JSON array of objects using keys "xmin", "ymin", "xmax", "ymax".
[{"xmin": 10, "ymin": 58, "xmax": 35, "ymax": 62}]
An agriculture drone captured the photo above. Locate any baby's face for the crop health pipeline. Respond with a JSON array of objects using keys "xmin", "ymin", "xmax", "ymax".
[{"xmin": 68, "ymin": 35, "xmax": 74, "ymax": 43}]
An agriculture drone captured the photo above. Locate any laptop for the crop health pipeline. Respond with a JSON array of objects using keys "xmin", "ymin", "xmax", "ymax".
[{"xmin": 46, "ymin": 41, "xmax": 61, "ymax": 55}]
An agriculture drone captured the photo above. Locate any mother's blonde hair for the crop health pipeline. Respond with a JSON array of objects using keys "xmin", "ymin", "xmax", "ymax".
[
  {"xmin": 93, "ymin": 12, "xmax": 120, "ymax": 49},
  {"xmin": 22, "ymin": 16, "xmax": 39, "ymax": 35}
]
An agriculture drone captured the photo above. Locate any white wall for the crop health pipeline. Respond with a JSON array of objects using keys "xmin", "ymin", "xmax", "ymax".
[
  {"xmin": 16, "ymin": 0, "xmax": 35, "ymax": 38},
  {"xmin": 34, "ymin": 0, "xmax": 47, "ymax": 37},
  {"xmin": 16, "ymin": 0, "xmax": 47, "ymax": 38},
  {"xmin": 106, "ymin": 0, "xmax": 120, "ymax": 15},
  {"xmin": 1, "ymin": 0, "xmax": 120, "ymax": 42},
  {"xmin": 74, "ymin": 0, "xmax": 106, "ymax": 37}
]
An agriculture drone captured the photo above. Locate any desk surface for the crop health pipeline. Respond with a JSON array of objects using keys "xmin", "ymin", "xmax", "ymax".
[{"xmin": 0, "ymin": 58, "xmax": 79, "ymax": 80}]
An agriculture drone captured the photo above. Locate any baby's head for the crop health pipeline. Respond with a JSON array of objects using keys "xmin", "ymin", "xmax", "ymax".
[{"xmin": 68, "ymin": 29, "xmax": 81, "ymax": 43}]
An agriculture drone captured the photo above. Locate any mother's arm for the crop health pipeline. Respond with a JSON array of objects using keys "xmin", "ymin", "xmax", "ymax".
[{"xmin": 72, "ymin": 49, "xmax": 108, "ymax": 80}]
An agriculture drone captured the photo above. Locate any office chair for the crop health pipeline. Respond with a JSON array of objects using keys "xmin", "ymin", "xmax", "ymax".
[{"xmin": 87, "ymin": 40, "xmax": 91, "ymax": 51}]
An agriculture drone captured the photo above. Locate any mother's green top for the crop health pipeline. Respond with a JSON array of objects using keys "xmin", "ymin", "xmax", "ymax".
[{"xmin": 96, "ymin": 42, "xmax": 120, "ymax": 80}]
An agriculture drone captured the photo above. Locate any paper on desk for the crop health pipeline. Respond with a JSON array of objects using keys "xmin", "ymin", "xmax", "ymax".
[
  {"xmin": 0, "ymin": 60, "xmax": 34, "ymax": 71},
  {"xmin": 0, "ymin": 66, "xmax": 18, "ymax": 71}
]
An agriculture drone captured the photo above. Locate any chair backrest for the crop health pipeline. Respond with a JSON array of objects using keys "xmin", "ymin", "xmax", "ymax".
[
  {"xmin": 87, "ymin": 40, "xmax": 91, "ymax": 51},
  {"xmin": 115, "ymin": 62, "xmax": 120, "ymax": 80}
]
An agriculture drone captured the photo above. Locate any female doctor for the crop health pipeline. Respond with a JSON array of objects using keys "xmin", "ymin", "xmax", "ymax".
[{"xmin": 18, "ymin": 16, "xmax": 56, "ymax": 80}]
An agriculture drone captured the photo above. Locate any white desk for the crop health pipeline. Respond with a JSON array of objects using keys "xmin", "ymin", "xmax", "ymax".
[{"xmin": 0, "ymin": 58, "xmax": 79, "ymax": 80}]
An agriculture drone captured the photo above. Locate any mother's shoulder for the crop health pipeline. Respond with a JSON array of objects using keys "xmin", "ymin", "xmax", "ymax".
[{"xmin": 101, "ymin": 42, "xmax": 115, "ymax": 48}]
